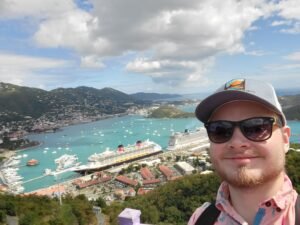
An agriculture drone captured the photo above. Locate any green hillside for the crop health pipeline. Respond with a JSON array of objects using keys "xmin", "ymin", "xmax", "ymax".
[
  {"xmin": 0, "ymin": 194, "xmax": 97, "ymax": 225},
  {"xmin": 0, "ymin": 83, "xmax": 141, "ymax": 122},
  {"xmin": 148, "ymin": 105, "xmax": 194, "ymax": 118}
]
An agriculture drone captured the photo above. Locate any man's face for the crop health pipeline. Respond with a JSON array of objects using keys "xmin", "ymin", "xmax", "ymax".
[{"xmin": 208, "ymin": 101, "xmax": 290, "ymax": 188}]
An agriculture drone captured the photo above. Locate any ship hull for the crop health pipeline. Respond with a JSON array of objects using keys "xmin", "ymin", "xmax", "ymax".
[{"xmin": 73, "ymin": 150, "xmax": 163, "ymax": 174}]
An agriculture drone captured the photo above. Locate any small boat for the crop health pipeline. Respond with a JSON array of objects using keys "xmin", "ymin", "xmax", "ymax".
[
  {"xmin": 26, "ymin": 159, "xmax": 39, "ymax": 166},
  {"xmin": 44, "ymin": 168, "xmax": 52, "ymax": 175}
]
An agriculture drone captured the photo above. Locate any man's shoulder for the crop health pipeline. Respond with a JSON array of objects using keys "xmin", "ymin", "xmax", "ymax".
[{"xmin": 188, "ymin": 202, "xmax": 211, "ymax": 225}]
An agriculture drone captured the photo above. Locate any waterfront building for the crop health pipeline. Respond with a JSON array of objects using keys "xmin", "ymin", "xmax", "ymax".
[
  {"xmin": 115, "ymin": 175, "xmax": 138, "ymax": 187},
  {"xmin": 158, "ymin": 165, "xmax": 174, "ymax": 180},
  {"xmin": 140, "ymin": 167, "xmax": 155, "ymax": 180},
  {"xmin": 174, "ymin": 161, "xmax": 195, "ymax": 175}
]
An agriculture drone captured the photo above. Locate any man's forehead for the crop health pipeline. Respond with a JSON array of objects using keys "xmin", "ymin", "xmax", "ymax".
[{"xmin": 209, "ymin": 100, "xmax": 275, "ymax": 120}]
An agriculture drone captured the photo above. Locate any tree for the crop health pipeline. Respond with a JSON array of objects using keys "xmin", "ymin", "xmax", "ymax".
[
  {"xmin": 140, "ymin": 205, "xmax": 159, "ymax": 224},
  {"xmin": 94, "ymin": 197, "xmax": 107, "ymax": 208},
  {"xmin": 5, "ymin": 201, "xmax": 16, "ymax": 216},
  {"xmin": 0, "ymin": 210, "xmax": 5, "ymax": 223}
]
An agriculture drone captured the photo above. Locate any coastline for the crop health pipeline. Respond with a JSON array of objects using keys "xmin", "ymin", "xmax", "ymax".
[
  {"xmin": 0, "ymin": 113, "xmax": 131, "ymax": 159},
  {"xmin": 0, "ymin": 150, "xmax": 16, "ymax": 159}
]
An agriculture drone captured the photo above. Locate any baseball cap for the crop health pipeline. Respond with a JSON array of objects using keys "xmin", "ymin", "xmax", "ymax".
[{"xmin": 195, "ymin": 78, "xmax": 286, "ymax": 126}]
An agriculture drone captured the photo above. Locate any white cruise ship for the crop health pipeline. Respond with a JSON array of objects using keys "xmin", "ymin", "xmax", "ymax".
[
  {"xmin": 167, "ymin": 127, "xmax": 209, "ymax": 151},
  {"xmin": 88, "ymin": 148, "xmax": 114, "ymax": 162},
  {"xmin": 72, "ymin": 140, "xmax": 162, "ymax": 174}
]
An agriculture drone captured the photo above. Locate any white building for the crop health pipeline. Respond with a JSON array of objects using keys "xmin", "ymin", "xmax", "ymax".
[{"xmin": 174, "ymin": 161, "xmax": 195, "ymax": 175}]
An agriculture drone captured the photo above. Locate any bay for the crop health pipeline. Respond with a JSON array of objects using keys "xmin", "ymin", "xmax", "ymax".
[
  {"xmin": 17, "ymin": 114, "xmax": 200, "ymax": 192},
  {"xmin": 14, "ymin": 111, "xmax": 300, "ymax": 193}
]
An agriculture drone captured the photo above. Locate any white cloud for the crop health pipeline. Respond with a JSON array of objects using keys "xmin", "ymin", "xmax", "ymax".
[
  {"xmin": 244, "ymin": 50, "xmax": 268, "ymax": 56},
  {"xmin": 280, "ymin": 22, "xmax": 300, "ymax": 34},
  {"xmin": 28, "ymin": 0, "xmax": 270, "ymax": 87},
  {"xmin": 0, "ymin": 0, "xmax": 76, "ymax": 19},
  {"xmin": 265, "ymin": 63, "xmax": 300, "ymax": 71},
  {"xmin": 274, "ymin": 0, "xmax": 300, "ymax": 34},
  {"xmin": 80, "ymin": 55, "xmax": 105, "ymax": 68},
  {"xmin": 2, "ymin": 0, "xmax": 299, "ymax": 89},
  {"xmin": 126, "ymin": 57, "xmax": 215, "ymax": 86},
  {"xmin": 284, "ymin": 52, "xmax": 300, "ymax": 61},
  {"xmin": 276, "ymin": 0, "xmax": 300, "ymax": 20},
  {"xmin": 0, "ymin": 53, "xmax": 69, "ymax": 88},
  {"xmin": 271, "ymin": 20, "xmax": 292, "ymax": 26}
]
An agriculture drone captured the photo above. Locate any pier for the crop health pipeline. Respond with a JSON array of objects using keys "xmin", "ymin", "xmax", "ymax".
[{"xmin": 22, "ymin": 175, "xmax": 49, "ymax": 184}]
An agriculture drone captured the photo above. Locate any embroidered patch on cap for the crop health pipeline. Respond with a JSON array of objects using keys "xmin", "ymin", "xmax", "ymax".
[{"xmin": 224, "ymin": 79, "xmax": 245, "ymax": 90}]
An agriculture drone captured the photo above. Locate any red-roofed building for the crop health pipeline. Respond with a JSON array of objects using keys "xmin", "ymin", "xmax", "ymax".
[
  {"xmin": 158, "ymin": 165, "xmax": 174, "ymax": 180},
  {"xmin": 142, "ymin": 179, "xmax": 161, "ymax": 186},
  {"xmin": 116, "ymin": 175, "xmax": 138, "ymax": 187},
  {"xmin": 140, "ymin": 167, "xmax": 155, "ymax": 180},
  {"xmin": 137, "ymin": 188, "xmax": 152, "ymax": 195},
  {"xmin": 73, "ymin": 172, "xmax": 112, "ymax": 189}
]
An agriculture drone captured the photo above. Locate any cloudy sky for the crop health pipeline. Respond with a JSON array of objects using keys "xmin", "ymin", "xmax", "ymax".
[{"xmin": 0, "ymin": 0, "xmax": 300, "ymax": 94}]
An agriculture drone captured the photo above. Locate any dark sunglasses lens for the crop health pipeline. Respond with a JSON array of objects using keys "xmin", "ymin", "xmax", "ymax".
[
  {"xmin": 206, "ymin": 121, "xmax": 234, "ymax": 143},
  {"xmin": 241, "ymin": 118, "xmax": 273, "ymax": 141}
]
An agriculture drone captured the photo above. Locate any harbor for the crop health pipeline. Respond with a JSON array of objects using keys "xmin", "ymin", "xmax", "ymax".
[{"xmin": 1, "ymin": 113, "xmax": 300, "ymax": 196}]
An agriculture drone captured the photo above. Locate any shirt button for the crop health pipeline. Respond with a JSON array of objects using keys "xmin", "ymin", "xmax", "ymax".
[
  {"xmin": 276, "ymin": 207, "xmax": 281, "ymax": 212},
  {"xmin": 265, "ymin": 201, "xmax": 271, "ymax": 207}
]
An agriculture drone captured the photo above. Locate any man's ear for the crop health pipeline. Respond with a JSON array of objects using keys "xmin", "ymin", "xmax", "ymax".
[{"xmin": 282, "ymin": 126, "xmax": 291, "ymax": 153}]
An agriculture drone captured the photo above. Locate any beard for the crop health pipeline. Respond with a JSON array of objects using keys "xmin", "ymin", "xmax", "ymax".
[{"xmin": 214, "ymin": 160, "xmax": 285, "ymax": 188}]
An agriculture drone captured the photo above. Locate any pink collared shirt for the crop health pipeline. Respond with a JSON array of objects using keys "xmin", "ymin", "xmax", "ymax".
[{"xmin": 188, "ymin": 175, "xmax": 298, "ymax": 225}]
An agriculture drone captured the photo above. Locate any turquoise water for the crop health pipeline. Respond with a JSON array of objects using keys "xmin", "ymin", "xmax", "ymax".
[
  {"xmin": 17, "ymin": 115, "xmax": 200, "ymax": 192},
  {"xmin": 14, "ymin": 112, "xmax": 300, "ymax": 193}
]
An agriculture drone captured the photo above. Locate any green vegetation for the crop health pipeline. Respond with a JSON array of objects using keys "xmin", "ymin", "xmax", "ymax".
[
  {"xmin": 280, "ymin": 94, "xmax": 300, "ymax": 120},
  {"xmin": 286, "ymin": 143, "xmax": 300, "ymax": 193},
  {"xmin": 103, "ymin": 149, "xmax": 300, "ymax": 225},
  {"xmin": 0, "ymin": 82, "xmax": 142, "ymax": 122},
  {"xmin": 284, "ymin": 105, "xmax": 300, "ymax": 120},
  {"xmin": 0, "ymin": 194, "xmax": 97, "ymax": 225},
  {"xmin": 0, "ymin": 137, "xmax": 39, "ymax": 150},
  {"xmin": 104, "ymin": 173, "xmax": 220, "ymax": 225},
  {"xmin": 148, "ymin": 105, "xmax": 194, "ymax": 118},
  {"xmin": 0, "ymin": 146, "xmax": 299, "ymax": 225}
]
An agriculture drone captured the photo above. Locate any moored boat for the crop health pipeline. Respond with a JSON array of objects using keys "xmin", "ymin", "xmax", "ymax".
[{"xmin": 26, "ymin": 159, "xmax": 39, "ymax": 166}]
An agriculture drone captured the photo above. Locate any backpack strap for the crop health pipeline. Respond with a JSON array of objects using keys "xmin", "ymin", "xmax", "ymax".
[
  {"xmin": 195, "ymin": 202, "xmax": 220, "ymax": 225},
  {"xmin": 296, "ymin": 195, "xmax": 300, "ymax": 225}
]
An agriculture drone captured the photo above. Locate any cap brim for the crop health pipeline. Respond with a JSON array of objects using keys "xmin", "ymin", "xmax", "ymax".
[{"xmin": 195, "ymin": 90, "xmax": 283, "ymax": 123}]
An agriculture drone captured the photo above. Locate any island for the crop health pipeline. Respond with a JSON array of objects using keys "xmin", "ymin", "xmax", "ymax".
[{"xmin": 147, "ymin": 105, "xmax": 194, "ymax": 118}]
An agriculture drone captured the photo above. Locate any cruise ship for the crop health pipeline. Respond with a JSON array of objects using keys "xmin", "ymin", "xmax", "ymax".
[
  {"xmin": 72, "ymin": 140, "xmax": 163, "ymax": 174},
  {"xmin": 167, "ymin": 127, "xmax": 209, "ymax": 151}
]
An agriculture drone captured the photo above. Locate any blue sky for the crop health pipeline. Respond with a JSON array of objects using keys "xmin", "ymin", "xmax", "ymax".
[{"xmin": 0, "ymin": 0, "xmax": 299, "ymax": 94}]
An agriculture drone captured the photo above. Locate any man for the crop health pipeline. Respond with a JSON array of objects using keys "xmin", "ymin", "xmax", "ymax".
[{"xmin": 188, "ymin": 78, "xmax": 298, "ymax": 225}]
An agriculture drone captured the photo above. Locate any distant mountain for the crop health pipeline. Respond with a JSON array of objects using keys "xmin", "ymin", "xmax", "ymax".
[
  {"xmin": 276, "ymin": 88, "xmax": 300, "ymax": 96},
  {"xmin": 0, "ymin": 82, "xmax": 144, "ymax": 122},
  {"xmin": 279, "ymin": 94, "xmax": 300, "ymax": 120},
  {"xmin": 131, "ymin": 92, "xmax": 182, "ymax": 101}
]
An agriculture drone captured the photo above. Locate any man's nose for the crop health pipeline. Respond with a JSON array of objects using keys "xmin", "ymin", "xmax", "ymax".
[{"xmin": 227, "ymin": 127, "xmax": 250, "ymax": 149}]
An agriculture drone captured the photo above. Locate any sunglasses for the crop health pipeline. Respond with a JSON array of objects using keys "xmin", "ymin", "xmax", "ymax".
[{"xmin": 204, "ymin": 117, "xmax": 280, "ymax": 144}]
